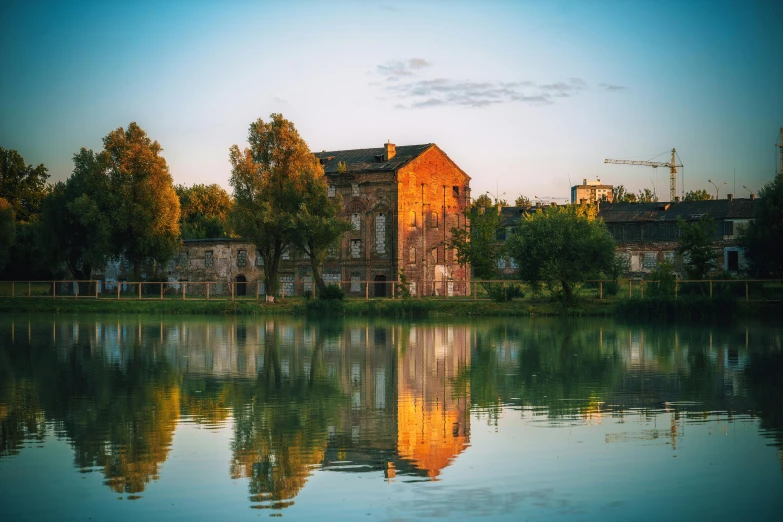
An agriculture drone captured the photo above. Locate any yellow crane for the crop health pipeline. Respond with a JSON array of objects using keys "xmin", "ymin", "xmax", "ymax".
[{"xmin": 604, "ymin": 149, "xmax": 683, "ymax": 202}]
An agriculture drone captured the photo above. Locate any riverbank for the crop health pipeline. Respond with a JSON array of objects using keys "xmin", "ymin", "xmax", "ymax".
[{"xmin": 1, "ymin": 296, "xmax": 780, "ymax": 320}]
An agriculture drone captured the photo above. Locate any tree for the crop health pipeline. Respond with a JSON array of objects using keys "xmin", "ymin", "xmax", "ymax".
[
  {"xmin": 229, "ymin": 114, "xmax": 324, "ymax": 303},
  {"xmin": 684, "ymin": 189, "xmax": 712, "ymax": 201},
  {"xmin": 507, "ymin": 204, "xmax": 616, "ymax": 302},
  {"xmin": 448, "ymin": 196, "xmax": 506, "ymax": 292},
  {"xmin": 291, "ymin": 175, "xmax": 350, "ymax": 295},
  {"xmin": 0, "ymin": 147, "xmax": 49, "ymax": 222},
  {"xmin": 613, "ymin": 185, "xmax": 636, "ymax": 203},
  {"xmin": 637, "ymin": 188, "xmax": 658, "ymax": 203},
  {"xmin": 102, "ymin": 123, "xmax": 181, "ymax": 280},
  {"xmin": 0, "ymin": 198, "xmax": 15, "ymax": 272},
  {"xmin": 515, "ymin": 194, "xmax": 531, "ymax": 207},
  {"xmin": 677, "ymin": 216, "xmax": 717, "ymax": 279},
  {"xmin": 38, "ymin": 148, "xmax": 113, "ymax": 281},
  {"xmin": 175, "ymin": 183, "xmax": 233, "ymax": 239},
  {"xmin": 739, "ymin": 172, "xmax": 783, "ymax": 277}
]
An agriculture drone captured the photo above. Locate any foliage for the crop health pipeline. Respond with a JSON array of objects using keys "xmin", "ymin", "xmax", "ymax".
[
  {"xmin": 645, "ymin": 260, "xmax": 677, "ymax": 297},
  {"xmin": 637, "ymin": 188, "xmax": 658, "ymax": 203},
  {"xmin": 507, "ymin": 204, "xmax": 616, "ymax": 302},
  {"xmin": 319, "ymin": 284, "xmax": 344, "ymax": 300},
  {"xmin": 0, "ymin": 198, "xmax": 15, "ymax": 272},
  {"xmin": 613, "ymin": 185, "xmax": 636, "ymax": 203},
  {"xmin": 739, "ymin": 172, "xmax": 783, "ymax": 277},
  {"xmin": 684, "ymin": 189, "xmax": 713, "ymax": 201},
  {"xmin": 0, "ymin": 147, "xmax": 49, "ymax": 222},
  {"xmin": 677, "ymin": 216, "xmax": 717, "ymax": 280},
  {"xmin": 486, "ymin": 282, "xmax": 524, "ymax": 302},
  {"xmin": 0, "ymin": 222, "xmax": 56, "ymax": 280},
  {"xmin": 448, "ymin": 196, "xmax": 506, "ymax": 293},
  {"xmin": 38, "ymin": 149, "xmax": 113, "ymax": 280},
  {"xmin": 102, "ymin": 123, "xmax": 181, "ymax": 280},
  {"xmin": 229, "ymin": 114, "xmax": 325, "ymax": 302},
  {"xmin": 175, "ymin": 183, "xmax": 233, "ymax": 239},
  {"xmin": 514, "ymin": 194, "xmax": 531, "ymax": 207},
  {"xmin": 396, "ymin": 269, "xmax": 411, "ymax": 299}
]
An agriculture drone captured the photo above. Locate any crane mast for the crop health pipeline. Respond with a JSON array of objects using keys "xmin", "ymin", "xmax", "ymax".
[{"xmin": 604, "ymin": 148, "xmax": 683, "ymax": 201}]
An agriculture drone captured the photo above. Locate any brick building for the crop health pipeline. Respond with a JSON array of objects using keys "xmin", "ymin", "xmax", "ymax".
[{"xmin": 158, "ymin": 142, "xmax": 471, "ymax": 297}]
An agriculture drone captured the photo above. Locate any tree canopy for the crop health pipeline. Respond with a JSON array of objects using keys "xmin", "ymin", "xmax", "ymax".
[
  {"xmin": 612, "ymin": 185, "xmax": 636, "ymax": 203},
  {"xmin": 0, "ymin": 198, "xmax": 15, "ymax": 272},
  {"xmin": 176, "ymin": 183, "xmax": 233, "ymax": 239},
  {"xmin": 506, "ymin": 204, "xmax": 615, "ymax": 301},
  {"xmin": 740, "ymin": 172, "xmax": 783, "ymax": 277},
  {"xmin": 229, "ymin": 114, "xmax": 328, "ymax": 302},
  {"xmin": 102, "ymin": 123, "xmax": 181, "ymax": 280},
  {"xmin": 676, "ymin": 216, "xmax": 717, "ymax": 279},
  {"xmin": 515, "ymin": 194, "xmax": 531, "ymax": 207},
  {"xmin": 0, "ymin": 147, "xmax": 49, "ymax": 222},
  {"xmin": 448, "ymin": 195, "xmax": 506, "ymax": 285},
  {"xmin": 684, "ymin": 189, "xmax": 713, "ymax": 201}
]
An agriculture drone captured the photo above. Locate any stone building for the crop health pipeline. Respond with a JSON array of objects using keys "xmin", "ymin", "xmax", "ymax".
[
  {"xmin": 571, "ymin": 178, "xmax": 614, "ymax": 204},
  {"xmin": 163, "ymin": 142, "xmax": 472, "ymax": 297}
]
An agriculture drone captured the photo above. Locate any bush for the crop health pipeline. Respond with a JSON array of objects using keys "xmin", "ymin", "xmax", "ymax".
[
  {"xmin": 485, "ymin": 282, "xmax": 524, "ymax": 302},
  {"xmin": 319, "ymin": 284, "xmax": 344, "ymax": 300},
  {"xmin": 306, "ymin": 298, "xmax": 344, "ymax": 315},
  {"xmin": 646, "ymin": 261, "xmax": 677, "ymax": 297}
]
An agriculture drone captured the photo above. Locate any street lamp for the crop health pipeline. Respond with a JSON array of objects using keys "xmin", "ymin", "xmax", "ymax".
[
  {"xmin": 742, "ymin": 185, "xmax": 754, "ymax": 197},
  {"xmin": 707, "ymin": 179, "xmax": 727, "ymax": 199}
]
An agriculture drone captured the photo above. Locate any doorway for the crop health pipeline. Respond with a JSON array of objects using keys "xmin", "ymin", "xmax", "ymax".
[
  {"xmin": 374, "ymin": 275, "xmax": 387, "ymax": 297},
  {"xmin": 235, "ymin": 274, "xmax": 247, "ymax": 296}
]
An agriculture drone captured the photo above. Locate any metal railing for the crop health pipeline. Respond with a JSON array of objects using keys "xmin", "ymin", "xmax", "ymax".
[{"xmin": 0, "ymin": 278, "xmax": 780, "ymax": 302}]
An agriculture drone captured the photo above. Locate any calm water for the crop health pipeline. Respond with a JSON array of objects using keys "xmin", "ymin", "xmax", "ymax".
[{"xmin": 1, "ymin": 315, "xmax": 782, "ymax": 521}]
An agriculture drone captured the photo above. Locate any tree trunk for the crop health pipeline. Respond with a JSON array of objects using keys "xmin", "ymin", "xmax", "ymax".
[
  {"xmin": 309, "ymin": 255, "xmax": 327, "ymax": 295},
  {"xmin": 133, "ymin": 258, "xmax": 142, "ymax": 282},
  {"xmin": 561, "ymin": 279, "xmax": 573, "ymax": 302}
]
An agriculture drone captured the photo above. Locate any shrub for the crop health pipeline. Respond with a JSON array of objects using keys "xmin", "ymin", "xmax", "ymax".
[
  {"xmin": 319, "ymin": 284, "xmax": 344, "ymax": 300},
  {"xmin": 646, "ymin": 261, "xmax": 677, "ymax": 297}
]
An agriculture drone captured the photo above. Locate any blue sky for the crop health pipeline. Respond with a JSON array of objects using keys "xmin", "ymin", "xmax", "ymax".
[{"xmin": 1, "ymin": 0, "xmax": 781, "ymax": 202}]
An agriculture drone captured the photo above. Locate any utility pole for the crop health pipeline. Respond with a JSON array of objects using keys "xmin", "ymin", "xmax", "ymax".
[{"xmin": 778, "ymin": 127, "xmax": 783, "ymax": 174}]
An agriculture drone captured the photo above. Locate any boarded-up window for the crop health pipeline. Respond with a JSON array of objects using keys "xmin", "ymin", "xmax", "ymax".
[
  {"xmin": 351, "ymin": 213, "xmax": 361, "ymax": 231},
  {"xmin": 352, "ymin": 183, "xmax": 359, "ymax": 197},
  {"xmin": 350, "ymin": 273, "xmax": 360, "ymax": 291},
  {"xmin": 351, "ymin": 239, "xmax": 361, "ymax": 258},
  {"xmin": 430, "ymin": 211, "xmax": 438, "ymax": 228},
  {"xmin": 409, "ymin": 247, "xmax": 416, "ymax": 263},
  {"xmin": 256, "ymin": 251, "xmax": 263, "ymax": 266},
  {"xmin": 282, "ymin": 247, "xmax": 290, "ymax": 260},
  {"xmin": 643, "ymin": 252, "xmax": 657, "ymax": 269},
  {"xmin": 205, "ymin": 250, "xmax": 213, "ymax": 268},
  {"xmin": 179, "ymin": 251, "xmax": 188, "ymax": 266},
  {"xmin": 237, "ymin": 249, "xmax": 247, "ymax": 267},
  {"xmin": 452, "ymin": 186, "xmax": 459, "ymax": 198},
  {"xmin": 328, "ymin": 184, "xmax": 336, "ymax": 197},
  {"xmin": 375, "ymin": 213, "xmax": 386, "ymax": 253},
  {"xmin": 279, "ymin": 276, "xmax": 294, "ymax": 297},
  {"xmin": 327, "ymin": 242, "xmax": 338, "ymax": 259}
]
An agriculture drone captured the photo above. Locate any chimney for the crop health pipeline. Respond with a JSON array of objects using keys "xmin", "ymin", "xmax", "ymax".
[
  {"xmin": 583, "ymin": 178, "xmax": 587, "ymax": 185},
  {"xmin": 384, "ymin": 140, "xmax": 396, "ymax": 161},
  {"xmin": 727, "ymin": 193, "xmax": 733, "ymax": 202},
  {"xmin": 674, "ymin": 196, "xmax": 680, "ymax": 203},
  {"xmin": 750, "ymin": 193, "xmax": 755, "ymax": 200}
]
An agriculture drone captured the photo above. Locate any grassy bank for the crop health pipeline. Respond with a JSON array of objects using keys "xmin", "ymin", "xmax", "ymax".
[{"xmin": 2, "ymin": 295, "xmax": 778, "ymax": 320}]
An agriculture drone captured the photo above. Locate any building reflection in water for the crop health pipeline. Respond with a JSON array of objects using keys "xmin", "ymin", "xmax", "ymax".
[{"xmin": 0, "ymin": 316, "xmax": 781, "ymax": 509}]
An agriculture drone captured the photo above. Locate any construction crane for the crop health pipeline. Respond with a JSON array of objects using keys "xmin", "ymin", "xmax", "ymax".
[{"xmin": 604, "ymin": 149, "xmax": 683, "ymax": 201}]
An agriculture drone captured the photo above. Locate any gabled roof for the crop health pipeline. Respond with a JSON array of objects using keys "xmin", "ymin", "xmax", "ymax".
[
  {"xmin": 313, "ymin": 144, "xmax": 433, "ymax": 175},
  {"xmin": 598, "ymin": 199, "xmax": 757, "ymax": 223}
]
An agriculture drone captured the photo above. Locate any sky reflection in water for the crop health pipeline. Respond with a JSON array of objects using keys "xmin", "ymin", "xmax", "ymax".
[{"xmin": 0, "ymin": 315, "xmax": 781, "ymax": 521}]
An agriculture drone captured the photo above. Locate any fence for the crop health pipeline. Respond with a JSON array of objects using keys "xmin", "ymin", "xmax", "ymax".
[{"xmin": 0, "ymin": 278, "xmax": 781, "ymax": 302}]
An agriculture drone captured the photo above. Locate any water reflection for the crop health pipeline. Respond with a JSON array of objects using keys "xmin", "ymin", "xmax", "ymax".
[{"xmin": 0, "ymin": 315, "xmax": 781, "ymax": 513}]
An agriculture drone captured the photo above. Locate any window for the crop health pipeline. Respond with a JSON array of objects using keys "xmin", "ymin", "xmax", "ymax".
[
  {"xmin": 510, "ymin": 257, "xmax": 519, "ymax": 269},
  {"xmin": 179, "ymin": 251, "xmax": 188, "ymax": 266},
  {"xmin": 724, "ymin": 221, "xmax": 734, "ymax": 236},
  {"xmin": 352, "ymin": 182, "xmax": 359, "ymax": 197},
  {"xmin": 279, "ymin": 276, "xmax": 294, "ymax": 296},
  {"xmin": 328, "ymin": 184, "xmax": 336, "ymax": 197},
  {"xmin": 643, "ymin": 252, "xmax": 657, "ymax": 269},
  {"xmin": 495, "ymin": 228, "xmax": 506, "ymax": 241},
  {"xmin": 727, "ymin": 250, "xmax": 739, "ymax": 271},
  {"xmin": 351, "ymin": 239, "xmax": 361, "ymax": 258},
  {"xmin": 663, "ymin": 251, "xmax": 675, "ymax": 265},
  {"xmin": 282, "ymin": 247, "xmax": 290, "ymax": 260},
  {"xmin": 497, "ymin": 258, "xmax": 507, "ymax": 269},
  {"xmin": 430, "ymin": 211, "xmax": 438, "ymax": 228},
  {"xmin": 237, "ymin": 249, "xmax": 247, "ymax": 267},
  {"xmin": 350, "ymin": 273, "xmax": 360, "ymax": 292},
  {"xmin": 409, "ymin": 210, "xmax": 417, "ymax": 227},
  {"xmin": 375, "ymin": 213, "xmax": 386, "ymax": 254},
  {"xmin": 256, "ymin": 251, "xmax": 263, "ymax": 266},
  {"xmin": 409, "ymin": 247, "xmax": 416, "ymax": 263},
  {"xmin": 205, "ymin": 250, "xmax": 213, "ymax": 268},
  {"xmin": 351, "ymin": 213, "xmax": 361, "ymax": 231},
  {"xmin": 452, "ymin": 186, "xmax": 460, "ymax": 198},
  {"xmin": 327, "ymin": 242, "xmax": 338, "ymax": 259}
]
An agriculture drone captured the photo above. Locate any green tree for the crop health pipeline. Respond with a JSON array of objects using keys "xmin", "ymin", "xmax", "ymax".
[
  {"xmin": 677, "ymin": 216, "xmax": 717, "ymax": 279},
  {"xmin": 175, "ymin": 183, "xmax": 233, "ymax": 239},
  {"xmin": 507, "ymin": 204, "xmax": 615, "ymax": 302},
  {"xmin": 102, "ymin": 123, "xmax": 181, "ymax": 280},
  {"xmin": 38, "ymin": 149, "xmax": 113, "ymax": 281},
  {"xmin": 0, "ymin": 147, "xmax": 49, "ymax": 222},
  {"xmin": 291, "ymin": 175, "xmax": 350, "ymax": 295},
  {"xmin": 515, "ymin": 194, "xmax": 531, "ymax": 207},
  {"xmin": 637, "ymin": 188, "xmax": 658, "ymax": 203},
  {"xmin": 612, "ymin": 185, "xmax": 636, "ymax": 203},
  {"xmin": 229, "ymin": 114, "xmax": 323, "ymax": 302},
  {"xmin": 0, "ymin": 198, "xmax": 16, "ymax": 271},
  {"xmin": 739, "ymin": 172, "xmax": 783, "ymax": 277},
  {"xmin": 448, "ymin": 196, "xmax": 506, "ymax": 292},
  {"xmin": 684, "ymin": 189, "xmax": 713, "ymax": 201}
]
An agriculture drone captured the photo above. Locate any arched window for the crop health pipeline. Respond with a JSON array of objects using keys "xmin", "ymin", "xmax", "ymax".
[
  {"xmin": 409, "ymin": 210, "xmax": 417, "ymax": 227},
  {"xmin": 375, "ymin": 213, "xmax": 386, "ymax": 254},
  {"xmin": 409, "ymin": 246, "xmax": 416, "ymax": 263},
  {"xmin": 430, "ymin": 211, "xmax": 438, "ymax": 228}
]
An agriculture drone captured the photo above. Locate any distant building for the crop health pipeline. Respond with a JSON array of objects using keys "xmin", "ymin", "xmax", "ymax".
[{"xmin": 571, "ymin": 178, "xmax": 614, "ymax": 204}]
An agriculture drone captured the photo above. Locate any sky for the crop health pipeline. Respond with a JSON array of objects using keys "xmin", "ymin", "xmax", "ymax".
[{"xmin": 1, "ymin": 0, "xmax": 782, "ymax": 203}]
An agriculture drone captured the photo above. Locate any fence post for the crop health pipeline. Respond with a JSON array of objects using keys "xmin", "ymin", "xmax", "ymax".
[
  {"xmin": 117, "ymin": 283, "xmax": 120, "ymax": 300},
  {"xmin": 183, "ymin": 282, "xmax": 186, "ymax": 300},
  {"xmin": 160, "ymin": 282, "xmax": 163, "ymax": 300},
  {"xmin": 675, "ymin": 282, "xmax": 678, "ymax": 300},
  {"xmin": 53, "ymin": 281, "xmax": 56, "ymax": 298},
  {"xmin": 599, "ymin": 281, "xmax": 603, "ymax": 300},
  {"xmin": 74, "ymin": 281, "xmax": 78, "ymax": 299},
  {"xmin": 28, "ymin": 281, "xmax": 31, "ymax": 297},
  {"xmin": 138, "ymin": 282, "xmax": 142, "ymax": 300},
  {"xmin": 255, "ymin": 282, "xmax": 258, "ymax": 301},
  {"xmin": 745, "ymin": 281, "xmax": 748, "ymax": 302},
  {"xmin": 231, "ymin": 282, "xmax": 235, "ymax": 301},
  {"xmin": 473, "ymin": 281, "xmax": 477, "ymax": 300},
  {"xmin": 640, "ymin": 281, "xmax": 644, "ymax": 299},
  {"xmin": 365, "ymin": 281, "xmax": 369, "ymax": 301},
  {"xmin": 628, "ymin": 280, "xmax": 632, "ymax": 298},
  {"xmin": 709, "ymin": 280, "xmax": 713, "ymax": 298},
  {"xmin": 11, "ymin": 281, "xmax": 14, "ymax": 298},
  {"xmin": 207, "ymin": 283, "xmax": 210, "ymax": 300},
  {"xmin": 96, "ymin": 281, "xmax": 99, "ymax": 299},
  {"xmin": 281, "ymin": 283, "xmax": 285, "ymax": 300}
]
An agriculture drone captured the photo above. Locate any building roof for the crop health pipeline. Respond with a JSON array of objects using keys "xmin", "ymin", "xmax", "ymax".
[
  {"xmin": 313, "ymin": 144, "xmax": 433, "ymax": 175},
  {"xmin": 597, "ymin": 198, "xmax": 757, "ymax": 223}
]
